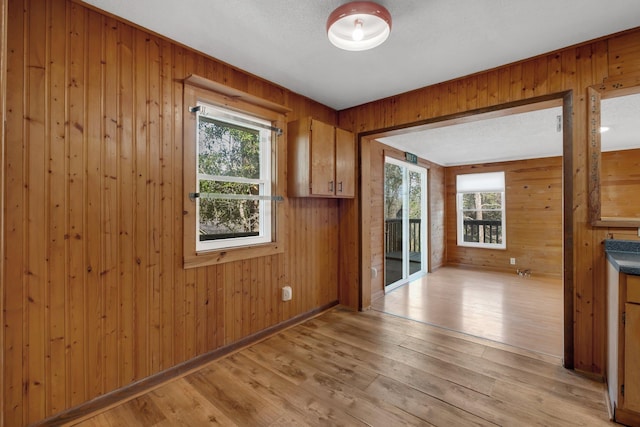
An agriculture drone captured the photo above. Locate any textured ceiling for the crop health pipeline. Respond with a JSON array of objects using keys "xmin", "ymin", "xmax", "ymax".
[
  {"xmin": 81, "ymin": 0, "xmax": 640, "ymax": 165},
  {"xmin": 378, "ymin": 92, "xmax": 640, "ymax": 167},
  {"xmin": 82, "ymin": 0, "xmax": 640, "ymax": 110}
]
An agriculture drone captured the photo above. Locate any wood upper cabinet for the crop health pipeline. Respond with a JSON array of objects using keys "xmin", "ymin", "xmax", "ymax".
[{"xmin": 287, "ymin": 117, "xmax": 355, "ymax": 198}]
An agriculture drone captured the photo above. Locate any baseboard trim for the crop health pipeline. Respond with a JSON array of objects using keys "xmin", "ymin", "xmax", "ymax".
[
  {"xmin": 35, "ymin": 301, "xmax": 339, "ymax": 427},
  {"xmin": 446, "ymin": 262, "xmax": 563, "ymax": 279}
]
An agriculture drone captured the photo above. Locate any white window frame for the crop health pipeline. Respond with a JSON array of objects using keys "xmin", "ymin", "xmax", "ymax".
[
  {"xmin": 456, "ymin": 171, "xmax": 506, "ymax": 249},
  {"xmin": 183, "ymin": 80, "xmax": 287, "ymax": 269},
  {"xmin": 194, "ymin": 103, "xmax": 272, "ymax": 252}
]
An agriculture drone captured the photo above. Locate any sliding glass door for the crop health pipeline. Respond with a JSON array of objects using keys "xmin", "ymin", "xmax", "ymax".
[{"xmin": 384, "ymin": 157, "xmax": 427, "ymax": 290}]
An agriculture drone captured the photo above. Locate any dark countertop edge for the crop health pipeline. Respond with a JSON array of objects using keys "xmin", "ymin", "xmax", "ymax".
[{"xmin": 606, "ymin": 251, "xmax": 640, "ymax": 276}]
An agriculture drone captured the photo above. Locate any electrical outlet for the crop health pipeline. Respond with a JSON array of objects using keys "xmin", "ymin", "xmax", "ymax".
[
  {"xmin": 282, "ymin": 286, "xmax": 292, "ymax": 301},
  {"xmin": 510, "ymin": 258, "xmax": 516, "ymax": 265}
]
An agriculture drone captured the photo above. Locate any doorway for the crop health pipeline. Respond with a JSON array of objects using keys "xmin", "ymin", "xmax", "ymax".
[
  {"xmin": 359, "ymin": 92, "xmax": 574, "ymax": 367},
  {"xmin": 383, "ymin": 157, "xmax": 428, "ymax": 290}
]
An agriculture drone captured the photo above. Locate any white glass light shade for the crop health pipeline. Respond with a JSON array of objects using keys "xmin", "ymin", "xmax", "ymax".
[{"xmin": 327, "ymin": 2, "xmax": 392, "ymax": 51}]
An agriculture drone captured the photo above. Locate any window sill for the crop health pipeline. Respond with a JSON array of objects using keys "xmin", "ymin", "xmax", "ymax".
[
  {"xmin": 184, "ymin": 242, "xmax": 283, "ymax": 269},
  {"xmin": 457, "ymin": 243, "xmax": 506, "ymax": 250}
]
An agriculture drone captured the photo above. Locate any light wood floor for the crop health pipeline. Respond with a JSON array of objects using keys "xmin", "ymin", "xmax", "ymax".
[
  {"xmin": 372, "ymin": 266, "xmax": 564, "ymax": 357},
  {"xmin": 71, "ymin": 307, "xmax": 611, "ymax": 426}
]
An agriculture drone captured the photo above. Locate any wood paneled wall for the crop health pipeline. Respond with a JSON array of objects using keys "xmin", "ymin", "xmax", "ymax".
[
  {"xmin": 1, "ymin": 1, "xmax": 340, "ymax": 425},
  {"xmin": 601, "ymin": 148, "xmax": 640, "ymax": 219},
  {"xmin": 446, "ymin": 157, "xmax": 563, "ymax": 277},
  {"xmin": 339, "ymin": 28, "xmax": 640, "ymax": 377}
]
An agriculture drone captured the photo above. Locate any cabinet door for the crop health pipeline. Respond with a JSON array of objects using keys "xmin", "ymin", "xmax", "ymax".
[
  {"xmin": 310, "ymin": 119, "xmax": 336, "ymax": 196},
  {"xmin": 335, "ymin": 127, "xmax": 355, "ymax": 197},
  {"xmin": 625, "ymin": 303, "xmax": 640, "ymax": 412}
]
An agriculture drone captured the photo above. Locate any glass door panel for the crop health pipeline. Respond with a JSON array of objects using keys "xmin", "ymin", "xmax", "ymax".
[
  {"xmin": 384, "ymin": 162, "xmax": 405, "ymax": 286},
  {"xmin": 409, "ymin": 170, "xmax": 422, "ymax": 275},
  {"xmin": 384, "ymin": 157, "xmax": 427, "ymax": 290}
]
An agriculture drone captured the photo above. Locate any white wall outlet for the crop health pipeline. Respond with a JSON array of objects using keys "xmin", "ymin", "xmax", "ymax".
[
  {"xmin": 510, "ymin": 257, "xmax": 516, "ymax": 265},
  {"xmin": 282, "ymin": 286, "xmax": 292, "ymax": 301}
]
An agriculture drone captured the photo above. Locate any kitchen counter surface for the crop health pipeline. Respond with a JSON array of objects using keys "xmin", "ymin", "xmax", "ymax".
[{"xmin": 605, "ymin": 239, "xmax": 640, "ymax": 276}]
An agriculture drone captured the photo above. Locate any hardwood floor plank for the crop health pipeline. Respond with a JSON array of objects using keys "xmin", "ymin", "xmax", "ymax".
[
  {"xmin": 399, "ymin": 334, "xmax": 608, "ymax": 412},
  {"xmin": 490, "ymin": 379, "xmax": 610, "ymax": 426},
  {"xmin": 218, "ymin": 353, "xmax": 368, "ymax": 426},
  {"xmin": 372, "ymin": 266, "xmax": 563, "ymax": 357},
  {"xmin": 299, "ymin": 371, "xmax": 431, "ymax": 426},
  {"xmin": 147, "ymin": 378, "xmax": 237, "ymax": 426},
  {"xmin": 363, "ymin": 307, "xmax": 563, "ymax": 365},
  {"xmin": 365, "ymin": 375, "xmax": 496, "ymax": 426},
  {"xmin": 242, "ymin": 340, "xmax": 319, "ymax": 386},
  {"xmin": 71, "ymin": 308, "xmax": 611, "ymax": 427},
  {"xmin": 105, "ymin": 394, "xmax": 167, "ymax": 426},
  {"xmin": 283, "ymin": 326, "xmax": 496, "ymax": 396},
  {"xmin": 186, "ymin": 366, "xmax": 284, "ymax": 425},
  {"xmin": 260, "ymin": 332, "xmax": 379, "ymax": 390}
]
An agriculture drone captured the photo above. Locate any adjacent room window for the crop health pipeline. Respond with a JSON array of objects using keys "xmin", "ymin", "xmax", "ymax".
[
  {"xmin": 456, "ymin": 171, "xmax": 506, "ymax": 249},
  {"xmin": 195, "ymin": 103, "xmax": 272, "ymax": 251}
]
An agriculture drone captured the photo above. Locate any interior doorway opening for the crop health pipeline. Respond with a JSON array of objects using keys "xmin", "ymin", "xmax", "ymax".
[{"xmin": 359, "ymin": 92, "xmax": 573, "ymax": 367}]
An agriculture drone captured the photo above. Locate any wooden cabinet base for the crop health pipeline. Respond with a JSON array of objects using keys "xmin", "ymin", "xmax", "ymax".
[{"xmin": 615, "ymin": 407, "xmax": 640, "ymax": 427}]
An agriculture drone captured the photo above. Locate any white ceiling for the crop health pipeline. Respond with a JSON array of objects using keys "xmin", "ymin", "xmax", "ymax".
[
  {"xmin": 379, "ymin": 106, "xmax": 564, "ymax": 166},
  {"xmin": 82, "ymin": 0, "xmax": 640, "ymax": 110},
  {"xmin": 82, "ymin": 0, "xmax": 640, "ymax": 165},
  {"xmin": 378, "ymin": 91, "xmax": 640, "ymax": 166}
]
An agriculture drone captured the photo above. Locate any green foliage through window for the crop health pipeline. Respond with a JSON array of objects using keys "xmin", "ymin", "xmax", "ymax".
[{"xmin": 196, "ymin": 106, "xmax": 271, "ymax": 248}]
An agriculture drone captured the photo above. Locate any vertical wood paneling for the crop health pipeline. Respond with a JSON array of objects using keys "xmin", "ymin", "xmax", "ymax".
[
  {"xmin": 132, "ymin": 29, "xmax": 149, "ymax": 381},
  {"xmin": 0, "ymin": 1, "xmax": 6, "ymax": 424},
  {"xmin": 3, "ymin": 1, "xmax": 342, "ymax": 421},
  {"xmin": 26, "ymin": 1, "xmax": 47, "ymax": 421},
  {"xmin": 171, "ymin": 45, "xmax": 186, "ymax": 366},
  {"xmin": 4, "ymin": 1, "xmax": 25, "ymax": 424},
  {"xmin": 223, "ymin": 262, "xmax": 234, "ymax": 346},
  {"xmin": 195, "ymin": 266, "xmax": 206, "ymax": 355},
  {"xmin": 159, "ymin": 37, "xmax": 175, "ymax": 372},
  {"xmin": 117, "ymin": 20, "xmax": 135, "ymax": 388},
  {"xmin": 46, "ymin": 0, "xmax": 67, "ymax": 415},
  {"xmin": 608, "ymin": 31, "xmax": 640, "ymax": 80},
  {"xmin": 102, "ymin": 15, "xmax": 119, "ymax": 394},
  {"xmin": 147, "ymin": 33, "xmax": 162, "ymax": 375},
  {"xmin": 85, "ymin": 9, "xmax": 103, "ymax": 402},
  {"xmin": 67, "ymin": 1, "xmax": 86, "ymax": 407}
]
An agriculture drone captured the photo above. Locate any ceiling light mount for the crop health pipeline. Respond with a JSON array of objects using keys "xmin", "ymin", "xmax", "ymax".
[{"xmin": 327, "ymin": 1, "xmax": 392, "ymax": 51}]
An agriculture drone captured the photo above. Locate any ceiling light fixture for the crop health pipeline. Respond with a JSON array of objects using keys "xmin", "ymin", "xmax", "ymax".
[{"xmin": 327, "ymin": 1, "xmax": 392, "ymax": 51}]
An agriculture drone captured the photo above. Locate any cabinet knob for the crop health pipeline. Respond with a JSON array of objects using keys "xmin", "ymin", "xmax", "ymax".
[
  {"xmin": 338, "ymin": 181, "xmax": 343, "ymax": 192},
  {"xmin": 329, "ymin": 181, "xmax": 334, "ymax": 192}
]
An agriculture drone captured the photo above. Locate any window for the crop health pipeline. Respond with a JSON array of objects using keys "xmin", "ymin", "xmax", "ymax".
[
  {"xmin": 183, "ymin": 79, "xmax": 286, "ymax": 268},
  {"xmin": 195, "ymin": 103, "xmax": 272, "ymax": 251},
  {"xmin": 456, "ymin": 171, "xmax": 506, "ymax": 249}
]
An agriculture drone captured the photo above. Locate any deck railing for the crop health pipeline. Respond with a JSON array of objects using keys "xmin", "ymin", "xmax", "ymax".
[
  {"xmin": 385, "ymin": 219, "xmax": 501, "ymax": 251},
  {"xmin": 385, "ymin": 219, "xmax": 421, "ymax": 253},
  {"xmin": 463, "ymin": 219, "xmax": 502, "ymax": 243}
]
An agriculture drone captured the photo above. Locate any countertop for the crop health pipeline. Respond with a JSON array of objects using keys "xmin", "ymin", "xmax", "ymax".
[{"xmin": 605, "ymin": 239, "xmax": 640, "ymax": 276}]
